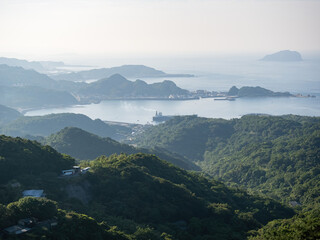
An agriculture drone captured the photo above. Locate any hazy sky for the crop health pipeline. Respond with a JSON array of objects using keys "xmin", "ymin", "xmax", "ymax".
[{"xmin": 0, "ymin": 0, "xmax": 319, "ymax": 61}]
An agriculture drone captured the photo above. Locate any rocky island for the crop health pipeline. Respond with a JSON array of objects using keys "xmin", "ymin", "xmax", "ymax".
[
  {"xmin": 261, "ymin": 50, "xmax": 303, "ymax": 62},
  {"xmin": 227, "ymin": 86, "xmax": 293, "ymax": 97}
]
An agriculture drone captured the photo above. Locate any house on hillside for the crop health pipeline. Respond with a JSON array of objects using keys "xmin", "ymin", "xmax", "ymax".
[
  {"xmin": 61, "ymin": 166, "xmax": 81, "ymax": 176},
  {"xmin": 81, "ymin": 167, "xmax": 91, "ymax": 174},
  {"xmin": 2, "ymin": 218, "xmax": 57, "ymax": 236},
  {"xmin": 289, "ymin": 201, "xmax": 301, "ymax": 207},
  {"xmin": 18, "ymin": 218, "xmax": 36, "ymax": 227},
  {"xmin": 22, "ymin": 189, "xmax": 45, "ymax": 198},
  {"xmin": 3, "ymin": 225, "xmax": 31, "ymax": 235}
]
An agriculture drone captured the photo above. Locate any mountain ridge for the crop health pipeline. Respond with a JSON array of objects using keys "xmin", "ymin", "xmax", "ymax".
[{"xmin": 52, "ymin": 64, "xmax": 194, "ymax": 81}]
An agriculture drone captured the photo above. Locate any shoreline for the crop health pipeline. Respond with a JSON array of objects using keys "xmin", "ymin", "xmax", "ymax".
[{"xmin": 21, "ymin": 94, "xmax": 316, "ymax": 116}]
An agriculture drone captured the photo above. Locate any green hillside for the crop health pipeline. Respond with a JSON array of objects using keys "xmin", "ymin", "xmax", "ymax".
[
  {"xmin": 0, "ymin": 135, "xmax": 74, "ymax": 185},
  {"xmin": 45, "ymin": 127, "xmax": 199, "ymax": 170},
  {"xmin": 249, "ymin": 209, "xmax": 320, "ymax": 240},
  {"xmin": 0, "ymin": 197, "xmax": 135, "ymax": 240},
  {"xmin": 0, "ymin": 135, "xmax": 295, "ymax": 239},
  {"xmin": 134, "ymin": 115, "xmax": 320, "ymax": 206},
  {"xmin": 79, "ymin": 153, "xmax": 293, "ymax": 239}
]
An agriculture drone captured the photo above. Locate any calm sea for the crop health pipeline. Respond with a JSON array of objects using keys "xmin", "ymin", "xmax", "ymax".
[{"xmin": 26, "ymin": 58, "xmax": 320, "ymax": 124}]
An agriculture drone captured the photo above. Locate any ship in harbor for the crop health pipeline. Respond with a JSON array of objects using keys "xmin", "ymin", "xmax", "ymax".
[
  {"xmin": 152, "ymin": 112, "xmax": 198, "ymax": 123},
  {"xmin": 152, "ymin": 111, "xmax": 175, "ymax": 122}
]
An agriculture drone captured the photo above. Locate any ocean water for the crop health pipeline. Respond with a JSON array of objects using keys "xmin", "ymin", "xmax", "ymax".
[
  {"xmin": 25, "ymin": 97, "xmax": 320, "ymax": 124},
  {"xmin": 25, "ymin": 58, "xmax": 320, "ymax": 124}
]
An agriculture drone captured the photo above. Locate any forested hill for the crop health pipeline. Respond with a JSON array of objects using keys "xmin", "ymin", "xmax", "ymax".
[
  {"xmin": 0, "ymin": 135, "xmax": 74, "ymax": 185},
  {"xmin": 134, "ymin": 115, "xmax": 320, "ymax": 207},
  {"xmin": 0, "ymin": 135, "xmax": 295, "ymax": 239},
  {"xmin": 45, "ymin": 127, "xmax": 199, "ymax": 170},
  {"xmin": 79, "ymin": 153, "xmax": 294, "ymax": 239}
]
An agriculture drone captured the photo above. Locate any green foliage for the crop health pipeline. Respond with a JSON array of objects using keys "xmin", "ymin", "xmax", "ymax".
[
  {"xmin": 7, "ymin": 197, "xmax": 57, "ymax": 222},
  {"xmin": 0, "ymin": 135, "xmax": 75, "ymax": 185},
  {"xmin": 80, "ymin": 153, "xmax": 293, "ymax": 239},
  {"xmin": 135, "ymin": 115, "xmax": 234, "ymax": 161},
  {"xmin": 249, "ymin": 209, "xmax": 320, "ymax": 240},
  {"xmin": 45, "ymin": 127, "xmax": 199, "ymax": 170},
  {"xmin": 135, "ymin": 115, "xmax": 320, "ymax": 207},
  {"xmin": 0, "ymin": 197, "xmax": 57, "ymax": 229},
  {"xmin": 0, "ymin": 198, "xmax": 132, "ymax": 240}
]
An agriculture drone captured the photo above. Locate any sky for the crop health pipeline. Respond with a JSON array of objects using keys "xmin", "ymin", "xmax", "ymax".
[{"xmin": 0, "ymin": 0, "xmax": 319, "ymax": 62}]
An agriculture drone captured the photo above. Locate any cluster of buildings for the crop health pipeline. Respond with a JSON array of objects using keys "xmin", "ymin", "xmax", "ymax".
[
  {"xmin": 2, "ymin": 218, "xmax": 57, "ymax": 236},
  {"xmin": 61, "ymin": 166, "xmax": 90, "ymax": 176},
  {"xmin": 1, "ymin": 166, "xmax": 91, "ymax": 236}
]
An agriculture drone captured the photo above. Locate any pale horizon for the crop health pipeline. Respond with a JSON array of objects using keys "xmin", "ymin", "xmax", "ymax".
[{"xmin": 1, "ymin": 0, "xmax": 320, "ymax": 64}]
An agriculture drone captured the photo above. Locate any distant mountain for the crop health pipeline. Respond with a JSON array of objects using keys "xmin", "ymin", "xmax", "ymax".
[
  {"xmin": 0, "ymin": 57, "xmax": 45, "ymax": 72},
  {"xmin": 227, "ymin": 86, "xmax": 292, "ymax": 97},
  {"xmin": 0, "ymin": 57, "xmax": 68, "ymax": 72},
  {"xmin": 0, "ymin": 86, "xmax": 78, "ymax": 108},
  {"xmin": 0, "ymin": 104, "xmax": 22, "ymax": 126},
  {"xmin": 261, "ymin": 50, "xmax": 303, "ymax": 62},
  {"xmin": 0, "ymin": 64, "xmax": 57, "ymax": 88},
  {"xmin": 0, "ymin": 64, "xmax": 87, "ymax": 91},
  {"xmin": 45, "ymin": 127, "xmax": 199, "ymax": 170},
  {"xmin": 78, "ymin": 74, "xmax": 190, "ymax": 100},
  {"xmin": 52, "ymin": 64, "xmax": 194, "ymax": 81},
  {"xmin": 0, "ymin": 113, "xmax": 131, "ymax": 141}
]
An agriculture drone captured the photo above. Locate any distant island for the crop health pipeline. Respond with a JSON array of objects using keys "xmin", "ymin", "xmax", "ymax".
[
  {"xmin": 227, "ymin": 86, "xmax": 293, "ymax": 98},
  {"xmin": 0, "ymin": 63, "xmax": 313, "ymax": 111},
  {"xmin": 261, "ymin": 50, "xmax": 303, "ymax": 62},
  {"xmin": 52, "ymin": 64, "xmax": 194, "ymax": 81}
]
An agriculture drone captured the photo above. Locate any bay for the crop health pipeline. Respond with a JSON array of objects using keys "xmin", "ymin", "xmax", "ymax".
[
  {"xmin": 25, "ymin": 58, "xmax": 320, "ymax": 124},
  {"xmin": 25, "ymin": 96, "xmax": 320, "ymax": 124}
]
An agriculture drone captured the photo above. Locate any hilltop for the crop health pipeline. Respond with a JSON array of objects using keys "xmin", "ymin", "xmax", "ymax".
[
  {"xmin": 78, "ymin": 74, "xmax": 190, "ymax": 101},
  {"xmin": 45, "ymin": 127, "xmax": 199, "ymax": 170},
  {"xmin": 0, "ymin": 113, "xmax": 131, "ymax": 141},
  {"xmin": 52, "ymin": 64, "xmax": 194, "ymax": 81},
  {"xmin": 227, "ymin": 86, "xmax": 292, "ymax": 97}
]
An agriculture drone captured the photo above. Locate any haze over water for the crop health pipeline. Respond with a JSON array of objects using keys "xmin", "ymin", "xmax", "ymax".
[{"xmin": 26, "ymin": 57, "xmax": 320, "ymax": 124}]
